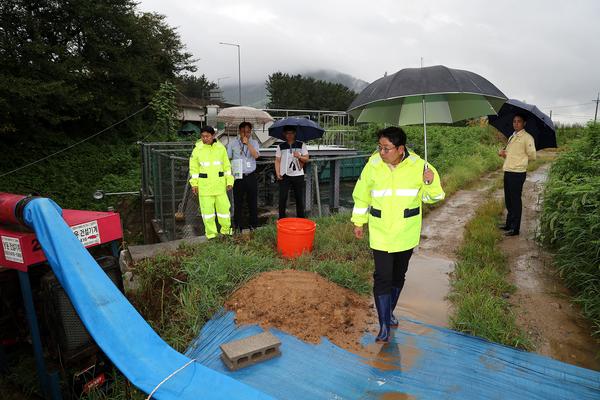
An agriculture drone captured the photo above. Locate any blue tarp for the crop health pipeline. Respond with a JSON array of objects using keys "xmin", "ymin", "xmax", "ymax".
[
  {"xmin": 187, "ymin": 311, "xmax": 600, "ymax": 400},
  {"xmin": 22, "ymin": 197, "xmax": 600, "ymax": 399},
  {"xmin": 23, "ymin": 198, "xmax": 272, "ymax": 400}
]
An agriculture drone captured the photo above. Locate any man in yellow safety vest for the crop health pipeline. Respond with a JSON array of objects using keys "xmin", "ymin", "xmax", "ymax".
[
  {"xmin": 189, "ymin": 126, "xmax": 234, "ymax": 239},
  {"xmin": 352, "ymin": 126, "xmax": 445, "ymax": 342}
]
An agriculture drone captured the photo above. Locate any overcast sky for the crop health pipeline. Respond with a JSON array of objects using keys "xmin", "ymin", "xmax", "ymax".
[{"xmin": 139, "ymin": 0, "xmax": 600, "ymax": 124}]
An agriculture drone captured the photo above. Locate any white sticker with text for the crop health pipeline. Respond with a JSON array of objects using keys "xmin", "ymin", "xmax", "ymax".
[
  {"xmin": 70, "ymin": 221, "xmax": 101, "ymax": 247},
  {"xmin": 2, "ymin": 236, "xmax": 24, "ymax": 263}
]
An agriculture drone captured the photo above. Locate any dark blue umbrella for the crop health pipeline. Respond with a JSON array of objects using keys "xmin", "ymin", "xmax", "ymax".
[
  {"xmin": 488, "ymin": 99, "xmax": 557, "ymax": 150},
  {"xmin": 268, "ymin": 117, "xmax": 325, "ymax": 142}
]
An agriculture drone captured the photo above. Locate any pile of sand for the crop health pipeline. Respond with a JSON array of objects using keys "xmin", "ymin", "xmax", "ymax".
[{"xmin": 225, "ymin": 269, "xmax": 373, "ymax": 351}]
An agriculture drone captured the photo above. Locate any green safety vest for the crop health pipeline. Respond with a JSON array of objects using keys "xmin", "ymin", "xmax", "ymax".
[
  {"xmin": 351, "ymin": 151, "xmax": 445, "ymax": 253},
  {"xmin": 189, "ymin": 140, "xmax": 234, "ymax": 196}
]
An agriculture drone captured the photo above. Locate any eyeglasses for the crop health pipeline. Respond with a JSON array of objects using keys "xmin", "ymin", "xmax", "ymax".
[{"xmin": 377, "ymin": 145, "xmax": 397, "ymax": 154}]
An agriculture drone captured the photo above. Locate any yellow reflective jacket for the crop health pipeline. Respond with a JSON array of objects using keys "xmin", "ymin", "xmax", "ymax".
[
  {"xmin": 351, "ymin": 150, "xmax": 445, "ymax": 252},
  {"xmin": 189, "ymin": 140, "xmax": 233, "ymax": 196}
]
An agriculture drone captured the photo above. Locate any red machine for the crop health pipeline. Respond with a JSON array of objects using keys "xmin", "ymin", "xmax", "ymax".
[
  {"xmin": 0, "ymin": 193, "xmax": 124, "ymax": 399},
  {"xmin": 0, "ymin": 209, "xmax": 122, "ymax": 271}
]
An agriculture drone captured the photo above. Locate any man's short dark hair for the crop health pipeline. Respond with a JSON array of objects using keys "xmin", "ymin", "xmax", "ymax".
[
  {"xmin": 283, "ymin": 125, "xmax": 297, "ymax": 133},
  {"xmin": 201, "ymin": 125, "xmax": 215, "ymax": 134},
  {"xmin": 377, "ymin": 126, "xmax": 407, "ymax": 147},
  {"xmin": 513, "ymin": 112, "xmax": 528, "ymax": 122},
  {"xmin": 239, "ymin": 121, "xmax": 253, "ymax": 130}
]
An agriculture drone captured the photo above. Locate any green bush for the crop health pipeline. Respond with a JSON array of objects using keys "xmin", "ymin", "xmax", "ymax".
[
  {"xmin": 0, "ymin": 132, "xmax": 143, "ymax": 210},
  {"xmin": 539, "ymin": 124, "xmax": 600, "ymax": 335}
]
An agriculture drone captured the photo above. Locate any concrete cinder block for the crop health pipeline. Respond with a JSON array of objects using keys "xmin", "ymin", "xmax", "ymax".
[{"xmin": 220, "ymin": 331, "xmax": 281, "ymax": 371}]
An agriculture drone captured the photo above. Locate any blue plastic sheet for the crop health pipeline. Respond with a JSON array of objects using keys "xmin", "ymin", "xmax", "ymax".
[
  {"xmin": 23, "ymin": 198, "xmax": 272, "ymax": 400},
  {"xmin": 187, "ymin": 311, "xmax": 600, "ymax": 400}
]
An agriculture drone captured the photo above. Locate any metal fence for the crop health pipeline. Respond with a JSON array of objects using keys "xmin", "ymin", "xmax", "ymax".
[
  {"xmin": 140, "ymin": 141, "xmax": 369, "ymax": 242},
  {"xmin": 263, "ymin": 108, "xmax": 353, "ymax": 127}
]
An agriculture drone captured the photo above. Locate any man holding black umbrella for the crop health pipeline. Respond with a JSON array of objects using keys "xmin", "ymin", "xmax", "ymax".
[
  {"xmin": 275, "ymin": 125, "xmax": 309, "ymax": 219},
  {"xmin": 498, "ymin": 113, "xmax": 537, "ymax": 236},
  {"xmin": 352, "ymin": 126, "xmax": 445, "ymax": 343}
]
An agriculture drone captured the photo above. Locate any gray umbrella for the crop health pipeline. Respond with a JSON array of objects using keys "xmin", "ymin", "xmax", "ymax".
[{"xmin": 348, "ymin": 65, "xmax": 507, "ymax": 163}]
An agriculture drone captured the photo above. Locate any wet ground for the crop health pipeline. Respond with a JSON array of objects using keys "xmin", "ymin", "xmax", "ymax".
[
  {"xmin": 418, "ymin": 170, "xmax": 502, "ymax": 258},
  {"xmin": 366, "ymin": 163, "xmax": 600, "ymax": 371},
  {"xmin": 500, "ymin": 164, "xmax": 600, "ymax": 371},
  {"xmin": 366, "ymin": 170, "xmax": 502, "ymax": 331},
  {"xmin": 393, "ymin": 255, "xmax": 454, "ymax": 327}
]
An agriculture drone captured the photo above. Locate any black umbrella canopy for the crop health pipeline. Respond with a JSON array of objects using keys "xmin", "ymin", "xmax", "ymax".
[
  {"xmin": 268, "ymin": 117, "xmax": 325, "ymax": 142},
  {"xmin": 488, "ymin": 99, "xmax": 557, "ymax": 150},
  {"xmin": 348, "ymin": 65, "xmax": 506, "ymax": 111}
]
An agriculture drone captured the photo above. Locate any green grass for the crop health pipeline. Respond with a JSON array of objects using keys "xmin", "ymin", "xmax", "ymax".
[
  {"xmin": 129, "ymin": 211, "xmax": 373, "ymax": 351},
  {"xmin": 539, "ymin": 123, "xmax": 600, "ymax": 336},
  {"xmin": 449, "ymin": 198, "xmax": 532, "ymax": 350}
]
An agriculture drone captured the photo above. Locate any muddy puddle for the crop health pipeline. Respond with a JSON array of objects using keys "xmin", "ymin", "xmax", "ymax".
[
  {"xmin": 501, "ymin": 164, "xmax": 600, "ymax": 371},
  {"xmin": 390, "ymin": 255, "xmax": 453, "ymax": 328},
  {"xmin": 390, "ymin": 170, "xmax": 501, "ymax": 328},
  {"xmin": 418, "ymin": 170, "xmax": 501, "ymax": 258},
  {"xmin": 357, "ymin": 337, "xmax": 422, "ymax": 372},
  {"xmin": 378, "ymin": 393, "xmax": 416, "ymax": 400}
]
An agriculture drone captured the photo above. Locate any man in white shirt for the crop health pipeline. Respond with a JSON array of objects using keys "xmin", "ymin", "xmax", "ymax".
[
  {"xmin": 227, "ymin": 122, "xmax": 260, "ymax": 231},
  {"xmin": 274, "ymin": 125, "xmax": 309, "ymax": 218}
]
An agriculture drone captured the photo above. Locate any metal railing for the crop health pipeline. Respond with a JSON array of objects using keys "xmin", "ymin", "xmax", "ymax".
[
  {"xmin": 262, "ymin": 108, "xmax": 353, "ymax": 128},
  {"xmin": 140, "ymin": 140, "xmax": 369, "ymax": 242}
]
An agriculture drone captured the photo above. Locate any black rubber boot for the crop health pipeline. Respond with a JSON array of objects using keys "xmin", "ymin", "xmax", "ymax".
[
  {"xmin": 374, "ymin": 294, "xmax": 392, "ymax": 343},
  {"xmin": 390, "ymin": 287, "xmax": 401, "ymax": 327}
]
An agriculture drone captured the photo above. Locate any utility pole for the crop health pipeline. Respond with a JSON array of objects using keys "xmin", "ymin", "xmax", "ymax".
[
  {"xmin": 219, "ymin": 42, "xmax": 242, "ymax": 105},
  {"xmin": 549, "ymin": 110, "xmax": 552, "ymax": 120},
  {"xmin": 594, "ymin": 92, "xmax": 600, "ymax": 124}
]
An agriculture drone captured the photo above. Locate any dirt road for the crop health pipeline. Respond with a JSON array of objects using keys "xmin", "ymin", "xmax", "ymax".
[
  {"xmin": 392, "ymin": 170, "xmax": 503, "ymax": 328},
  {"xmin": 501, "ymin": 164, "xmax": 600, "ymax": 370}
]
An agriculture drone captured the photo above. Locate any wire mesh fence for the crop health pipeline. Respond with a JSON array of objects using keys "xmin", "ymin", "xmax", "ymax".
[{"xmin": 141, "ymin": 142, "xmax": 369, "ymax": 242}]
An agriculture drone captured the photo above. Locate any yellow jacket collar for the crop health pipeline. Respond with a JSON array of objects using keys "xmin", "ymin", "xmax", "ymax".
[
  {"xmin": 370, "ymin": 148, "xmax": 419, "ymax": 167},
  {"xmin": 514, "ymin": 129, "xmax": 528, "ymax": 137}
]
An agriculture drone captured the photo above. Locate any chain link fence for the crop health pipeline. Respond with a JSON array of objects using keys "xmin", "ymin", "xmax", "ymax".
[{"xmin": 140, "ymin": 141, "xmax": 369, "ymax": 242}]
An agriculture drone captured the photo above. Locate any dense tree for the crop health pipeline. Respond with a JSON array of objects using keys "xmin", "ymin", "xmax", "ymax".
[
  {"xmin": 177, "ymin": 74, "xmax": 217, "ymax": 99},
  {"xmin": 0, "ymin": 0, "xmax": 196, "ymax": 136},
  {"xmin": 266, "ymin": 72, "xmax": 357, "ymax": 110}
]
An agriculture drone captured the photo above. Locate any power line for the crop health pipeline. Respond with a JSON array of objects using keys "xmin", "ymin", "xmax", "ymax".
[
  {"xmin": 552, "ymin": 113, "xmax": 594, "ymax": 118},
  {"xmin": 0, "ymin": 104, "xmax": 150, "ymax": 179},
  {"xmin": 539, "ymin": 102, "xmax": 593, "ymax": 109},
  {"xmin": 176, "ymin": 89, "xmax": 207, "ymax": 109}
]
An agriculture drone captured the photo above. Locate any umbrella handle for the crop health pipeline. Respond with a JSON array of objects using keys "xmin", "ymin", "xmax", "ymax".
[
  {"xmin": 422, "ymin": 96, "xmax": 430, "ymax": 184},
  {"xmin": 422, "ymin": 96, "xmax": 427, "ymax": 161}
]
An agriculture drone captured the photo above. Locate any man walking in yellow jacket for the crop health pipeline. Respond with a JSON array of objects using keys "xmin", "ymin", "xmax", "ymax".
[
  {"xmin": 352, "ymin": 127, "xmax": 445, "ymax": 342},
  {"xmin": 189, "ymin": 126, "xmax": 234, "ymax": 239}
]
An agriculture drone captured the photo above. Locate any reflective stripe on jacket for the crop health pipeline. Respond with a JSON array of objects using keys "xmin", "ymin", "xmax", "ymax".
[
  {"xmin": 351, "ymin": 151, "xmax": 445, "ymax": 252},
  {"xmin": 189, "ymin": 140, "xmax": 234, "ymax": 196}
]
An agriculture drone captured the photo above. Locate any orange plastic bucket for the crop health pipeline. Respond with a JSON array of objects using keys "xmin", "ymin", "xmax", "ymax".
[{"xmin": 277, "ymin": 218, "xmax": 316, "ymax": 259}]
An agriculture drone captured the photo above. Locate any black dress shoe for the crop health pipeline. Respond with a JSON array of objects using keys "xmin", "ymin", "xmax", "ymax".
[
  {"xmin": 498, "ymin": 224, "xmax": 511, "ymax": 231},
  {"xmin": 504, "ymin": 230, "xmax": 519, "ymax": 236}
]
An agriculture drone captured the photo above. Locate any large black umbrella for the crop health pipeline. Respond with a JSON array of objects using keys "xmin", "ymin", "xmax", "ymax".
[
  {"xmin": 488, "ymin": 99, "xmax": 557, "ymax": 150},
  {"xmin": 348, "ymin": 65, "xmax": 507, "ymax": 163},
  {"xmin": 268, "ymin": 117, "xmax": 325, "ymax": 142}
]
